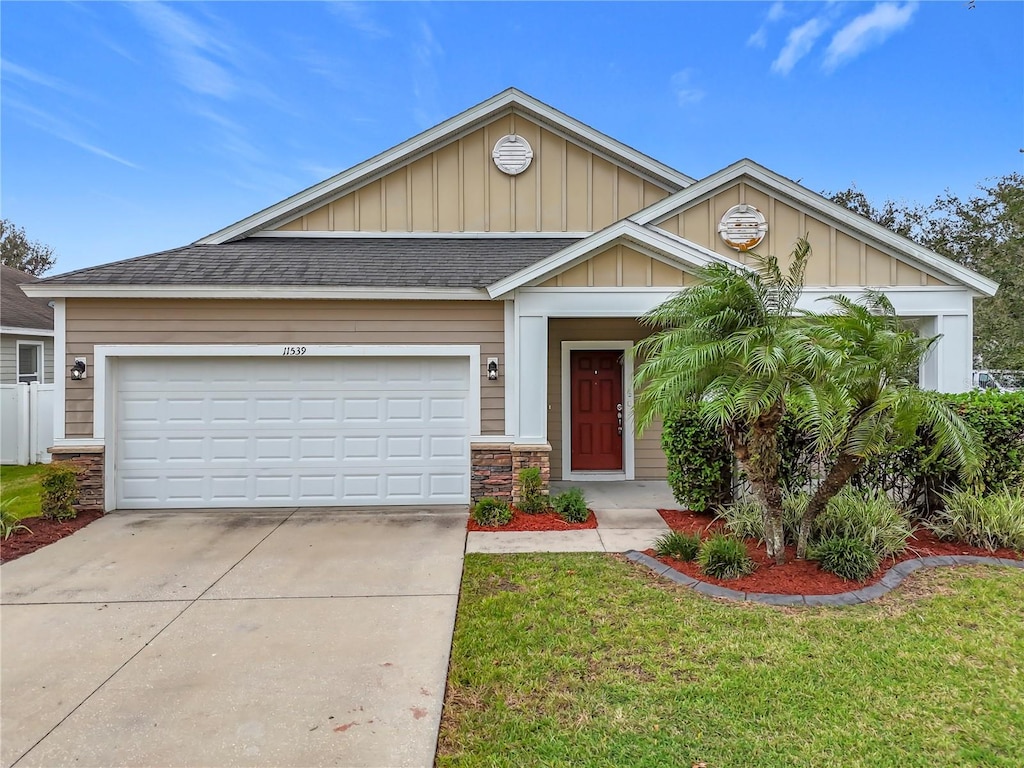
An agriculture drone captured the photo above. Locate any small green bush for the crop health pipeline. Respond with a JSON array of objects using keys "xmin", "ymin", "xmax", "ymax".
[
  {"xmin": 717, "ymin": 496, "xmax": 803, "ymax": 546},
  {"xmin": 697, "ymin": 534, "xmax": 755, "ymax": 579},
  {"xmin": 516, "ymin": 467, "xmax": 547, "ymax": 513},
  {"xmin": 811, "ymin": 536, "xmax": 880, "ymax": 582},
  {"xmin": 661, "ymin": 402, "xmax": 733, "ymax": 512},
  {"xmin": 814, "ymin": 487, "xmax": 912, "ymax": 559},
  {"xmin": 0, "ymin": 499, "xmax": 32, "ymax": 540},
  {"xmin": 472, "ymin": 497, "xmax": 513, "ymax": 527},
  {"xmin": 551, "ymin": 487, "xmax": 589, "ymax": 523},
  {"xmin": 41, "ymin": 463, "xmax": 80, "ymax": 521},
  {"xmin": 928, "ymin": 488, "xmax": 1024, "ymax": 552},
  {"xmin": 652, "ymin": 530, "xmax": 701, "ymax": 561}
]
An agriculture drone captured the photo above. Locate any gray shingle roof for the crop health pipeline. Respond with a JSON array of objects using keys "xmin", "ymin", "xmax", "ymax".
[
  {"xmin": 34, "ymin": 238, "xmax": 576, "ymax": 289},
  {"xmin": 1, "ymin": 265, "xmax": 53, "ymax": 330}
]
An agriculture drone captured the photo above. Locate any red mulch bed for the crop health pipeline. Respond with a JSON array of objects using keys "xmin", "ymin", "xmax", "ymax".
[
  {"xmin": 468, "ymin": 506, "xmax": 598, "ymax": 532},
  {"xmin": 648, "ymin": 508, "xmax": 1023, "ymax": 596},
  {"xmin": 0, "ymin": 511, "xmax": 103, "ymax": 564}
]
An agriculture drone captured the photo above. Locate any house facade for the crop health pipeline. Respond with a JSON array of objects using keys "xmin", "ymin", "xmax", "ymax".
[
  {"xmin": 2, "ymin": 265, "xmax": 54, "ymax": 386},
  {"xmin": 23, "ymin": 89, "xmax": 997, "ymax": 513}
]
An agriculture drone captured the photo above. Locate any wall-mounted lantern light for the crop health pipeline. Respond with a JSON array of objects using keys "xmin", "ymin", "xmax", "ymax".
[
  {"xmin": 70, "ymin": 358, "xmax": 87, "ymax": 380},
  {"xmin": 487, "ymin": 358, "xmax": 499, "ymax": 381}
]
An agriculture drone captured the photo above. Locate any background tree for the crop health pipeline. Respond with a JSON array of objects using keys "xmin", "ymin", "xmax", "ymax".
[
  {"xmin": 0, "ymin": 219, "xmax": 57, "ymax": 276},
  {"xmin": 634, "ymin": 239, "xmax": 844, "ymax": 564},
  {"xmin": 829, "ymin": 174, "xmax": 1024, "ymax": 369}
]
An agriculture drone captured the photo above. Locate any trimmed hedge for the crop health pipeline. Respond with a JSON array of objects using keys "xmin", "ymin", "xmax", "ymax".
[{"xmin": 661, "ymin": 401, "xmax": 733, "ymax": 512}]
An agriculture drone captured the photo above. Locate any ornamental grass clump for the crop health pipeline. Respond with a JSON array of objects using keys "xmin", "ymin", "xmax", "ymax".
[
  {"xmin": 472, "ymin": 497, "xmax": 512, "ymax": 527},
  {"xmin": 652, "ymin": 530, "xmax": 701, "ymax": 561},
  {"xmin": 928, "ymin": 488, "xmax": 1024, "ymax": 552},
  {"xmin": 718, "ymin": 497, "xmax": 802, "ymax": 546},
  {"xmin": 810, "ymin": 536, "xmax": 880, "ymax": 582},
  {"xmin": 697, "ymin": 533, "xmax": 755, "ymax": 579},
  {"xmin": 0, "ymin": 499, "xmax": 32, "ymax": 540},
  {"xmin": 551, "ymin": 487, "xmax": 588, "ymax": 523},
  {"xmin": 813, "ymin": 487, "xmax": 912, "ymax": 559}
]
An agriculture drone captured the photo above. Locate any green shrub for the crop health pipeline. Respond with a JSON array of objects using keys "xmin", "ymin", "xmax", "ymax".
[
  {"xmin": 661, "ymin": 402, "xmax": 733, "ymax": 512},
  {"xmin": 810, "ymin": 536, "xmax": 880, "ymax": 582},
  {"xmin": 516, "ymin": 467, "xmax": 547, "ymax": 513},
  {"xmin": 927, "ymin": 488, "xmax": 1024, "ymax": 552},
  {"xmin": 813, "ymin": 487, "xmax": 912, "ymax": 559},
  {"xmin": 697, "ymin": 534, "xmax": 755, "ymax": 579},
  {"xmin": 652, "ymin": 530, "xmax": 701, "ymax": 561},
  {"xmin": 717, "ymin": 496, "xmax": 803, "ymax": 546},
  {"xmin": 0, "ymin": 498, "xmax": 32, "ymax": 540},
  {"xmin": 472, "ymin": 497, "xmax": 513, "ymax": 527},
  {"xmin": 41, "ymin": 463, "xmax": 80, "ymax": 521},
  {"xmin": 551, "ymin": 487, "xmax": 589, "ymax": 523}
]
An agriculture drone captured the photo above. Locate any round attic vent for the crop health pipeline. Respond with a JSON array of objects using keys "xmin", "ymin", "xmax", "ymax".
[
  {"xmin": 492, "ymin": 134, "xmax": 534, "ymax": 175},
  {"xmin": 718, "ymin": 204, "xmax": 768, "ymax": 251}
]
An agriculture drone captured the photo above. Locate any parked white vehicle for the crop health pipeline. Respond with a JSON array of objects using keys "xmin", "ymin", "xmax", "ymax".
[{"xmin": 972, "ymin": 370, "xmax": 1022, "ymax": 392}]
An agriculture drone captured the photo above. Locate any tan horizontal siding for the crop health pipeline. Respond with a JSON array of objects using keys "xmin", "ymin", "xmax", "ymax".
[
  {"xmin": 64, "ymin": 299, "xmax": 504, "ymax": 438},
  {"xmin": 547, "ymin": 318, "xmax": 666, "ymax": 481}
]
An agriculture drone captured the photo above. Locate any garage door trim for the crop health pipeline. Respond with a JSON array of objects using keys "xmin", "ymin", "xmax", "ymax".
[{"xmin": 93, "ymin": 344, "xmax": 481, "ymax": 511}]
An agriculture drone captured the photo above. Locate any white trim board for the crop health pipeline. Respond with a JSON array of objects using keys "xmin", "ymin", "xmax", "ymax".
[
  {"xmin": 1, "ymin": 326, "xmax": 54, "ymax": 337},
  {"xmin": 560, "ymin": 341, "xmax": 635, "ymax": 482}
]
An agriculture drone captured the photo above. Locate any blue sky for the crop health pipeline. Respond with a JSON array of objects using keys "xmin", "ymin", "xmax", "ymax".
[{"xmin": 2, "ymin": 1, "xmax": 1022, "ymax": 274}]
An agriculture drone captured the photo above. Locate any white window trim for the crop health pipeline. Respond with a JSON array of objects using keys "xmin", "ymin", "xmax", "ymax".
[
  {"xmin": 16, "ymin": 340, "xmax": 44, "ymax": 384},
  {"xmin": 560, "ymin": 340, "xmax": 635, "ymax": 482},
  {"xmin": 93, "ymin": 344, "xmax": 482, "ymax": 512}
]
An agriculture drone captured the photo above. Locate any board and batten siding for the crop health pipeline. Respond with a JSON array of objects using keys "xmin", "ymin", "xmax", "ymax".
[
  {"xmin": 273, "ymin": 113, "xmax": 670, "ymax": 235},
  {"xmin": 0, "ymin": 335, "xmax": 54, "ymax": 384},
  {"xmin": 536, "ymin": 244, "xmax": 698, "ymax": 288},
  {"xmin": 63, "ymin": 299, "xmax": 505, "ymax": 439},
  {"xmin": 654, "ymin": 182, "xmax": 950, "ymax": 288},
  {"xmin": 547, "ymin": 318, "xmax": 666, "ymax": 481}
]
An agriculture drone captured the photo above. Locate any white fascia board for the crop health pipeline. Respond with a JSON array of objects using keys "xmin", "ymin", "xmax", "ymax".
[
  {"xmin": 0, "ymin": 326, "xmax": 54, "ymax": 337},
  {"xmin": 19, "ymin": 284, "xmax": 492, "ymax": 301},
  {"xmin": 633, "ymin": 159, "xmax": 999, "ymax": 297},
  {"xmin": 486, "ymin": 220, "xmax": 744, "ymax": 298},
  {"xmin": 250, "ymin": 230, "xmax": 591, "ymax": 239},
  {"xmin": 198, "ymin": 88, "xmax": 693, "ymax": 245}
]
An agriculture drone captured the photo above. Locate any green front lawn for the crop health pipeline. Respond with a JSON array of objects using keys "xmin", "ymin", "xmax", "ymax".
[
  {"xmin": 439, "ymin": 554, "xmax": 1024, "ymax": 768},
  {"xmin": 0, "ymin": 464, "xmax": 45, "ymax": 519}
]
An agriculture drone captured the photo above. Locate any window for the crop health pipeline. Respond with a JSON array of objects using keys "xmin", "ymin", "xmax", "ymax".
[{"xmin": 17, "ymin": 342, "xmax": 43, "ymax": 383}]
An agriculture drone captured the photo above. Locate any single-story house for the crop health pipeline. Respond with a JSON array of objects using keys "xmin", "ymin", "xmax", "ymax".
[
  {"xmin": 22, "ymin": 88, "xmax": 997, "ymax": 513},
  {"xmin": 2, "ymin": 265, "xmax": 54, "ymax": 385}
]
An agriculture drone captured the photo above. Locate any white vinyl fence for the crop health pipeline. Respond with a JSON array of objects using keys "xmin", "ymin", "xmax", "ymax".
[{"xmin": 0, "ymin": 383, "xmax": 54, "ymax": 465}]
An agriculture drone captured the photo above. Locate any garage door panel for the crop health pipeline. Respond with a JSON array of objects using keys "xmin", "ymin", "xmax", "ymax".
[{"xmin": 115, "ymin": 356, "xmax": 471, "ymax": 508}]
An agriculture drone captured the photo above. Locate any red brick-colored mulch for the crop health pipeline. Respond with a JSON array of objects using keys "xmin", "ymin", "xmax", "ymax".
[
  {"xmin": 0, "ymin": 511, "xmax": 104, "ymax": 564},
  {"xmin": 468, "ymin": 506, "xmax": 598, "ymax": 531},
  {"xmin": 648, "ymin": 508, "xmax": 1022, "ymax": 596}
]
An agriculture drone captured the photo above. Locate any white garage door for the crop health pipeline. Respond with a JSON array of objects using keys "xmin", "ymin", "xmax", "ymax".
[{"xmin": 114, "ymin": 356, "xmax": 472, "ymax": 508}]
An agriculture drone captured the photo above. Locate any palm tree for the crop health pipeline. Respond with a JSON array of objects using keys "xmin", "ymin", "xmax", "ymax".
[
  {"xmin": 634, "ymin": 238, "xmax": 844, "ymax": 564},
  {"xmin": 792, "ymin": 292, "xmax": 983, "ymax": 559}
]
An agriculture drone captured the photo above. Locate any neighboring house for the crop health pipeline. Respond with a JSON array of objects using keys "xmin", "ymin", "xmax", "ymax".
[
  {"xmin": 23, "ymin": 89, "xmax": 998, "ymax": 513},
  {"xmin": 2, "ymin": 265, "xmax": 53, "ymax": 385}
]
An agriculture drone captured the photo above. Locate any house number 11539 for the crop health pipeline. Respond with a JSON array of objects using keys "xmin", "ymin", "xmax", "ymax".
[{"xmin": 282, "ymin": 346, "xmax": 307, "ymax": 356}]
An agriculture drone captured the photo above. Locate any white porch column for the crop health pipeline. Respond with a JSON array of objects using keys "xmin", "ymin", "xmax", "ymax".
[
  {"xmin": 516, "ymin": 313, "xmax": 548, "ymax": 442},
  {"xmin": 920, "ymin": 314, "xmax": 972, "ymax": 393},
  {"xmin": 919, "ymin": 316, "xmax": 940, "ymax": 391}
]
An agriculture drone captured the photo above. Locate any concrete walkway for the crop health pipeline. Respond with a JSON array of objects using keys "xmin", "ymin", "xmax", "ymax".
[
  {"xmin": 1, "ymin": 507, "xmax": 467, "ymax": 768},
  {"xmin": 467, "ymin": 481, "xmax": 673, "ymax": 555}
]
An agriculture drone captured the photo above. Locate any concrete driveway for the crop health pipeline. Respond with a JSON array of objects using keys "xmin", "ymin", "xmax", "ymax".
[{"xmin": 1, "ymin": 507, "xmax": 467, "ymax": 768}]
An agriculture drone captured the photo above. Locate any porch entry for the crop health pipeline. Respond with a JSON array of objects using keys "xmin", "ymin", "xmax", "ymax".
[{"xmin": 569, "ymin": 349, "xmax": 623, "ymax": 471}]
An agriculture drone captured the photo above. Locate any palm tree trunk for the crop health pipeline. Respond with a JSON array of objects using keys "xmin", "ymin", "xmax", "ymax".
[
  {"xmin": 795, "ymin": 452, "xmax": 864, "ymax": 559},
  {"xmin": 729, "ymin": 406, "xmax": 787, "ymax": 564}
]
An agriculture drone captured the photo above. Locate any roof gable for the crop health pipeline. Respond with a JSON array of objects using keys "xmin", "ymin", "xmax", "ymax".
[
  {"xmin": 1, "ymin": 265, "xmax": 53, "ymax": 331},
  {"xmin": 199, "ymin": 88, "xmax": 694, "ymax": 244},
  {"xmin": 632, "ymin": 159, "xmax": 998, "ymax": 297}
]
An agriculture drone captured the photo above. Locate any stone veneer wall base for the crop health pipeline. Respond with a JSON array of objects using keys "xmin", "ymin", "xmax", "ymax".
[{"xmin": 49, "ymin": 446, "xmax": 105, "ymax": 514}]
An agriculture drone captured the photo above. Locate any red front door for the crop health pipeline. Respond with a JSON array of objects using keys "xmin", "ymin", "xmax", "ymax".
[{"xmin": 570, "ymin": 349, "xmax": 623, "ymax": 471}]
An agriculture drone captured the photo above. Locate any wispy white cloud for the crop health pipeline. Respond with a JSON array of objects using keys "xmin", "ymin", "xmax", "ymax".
[
  {"xmin": 129, "ymin": 1, "xmax": 239, "ymax": 99},
  {"xmin": 328, "ymin": 1, "xmax": 391, "ymax": 39},
  {"xmin": 748, "ymin": 2, "xmax": 786, "ymax": 49},
  {"xmin": 670, "ymin": 69, "xmax": 705, "ymax": 106},
  {"xmin": 5, "ymin": 97, "xmax": 141, "ymax": 169},
  {"xmin": 1, "ymin": 58, "xmax": 92, "ymax": 100},
  {"xmin": 411, "ymin": 20, "xmax": 443, "ymax": 129},
  {"xmin": 771, "ymin": 16, "xmax": 830, "ymax": 75},
  {"xmin": 823, "ymin": 2, "xmax": 918, "ymax": 71}
]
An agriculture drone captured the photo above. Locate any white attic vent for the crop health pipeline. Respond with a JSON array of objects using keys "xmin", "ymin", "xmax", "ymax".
[
  {"xmin": 492, "ymin": 134, "xmax": 534, "ymax": 175},
  {"xmin": 718, "ymin": 204, "xmax": 768, "ymax": 251}
]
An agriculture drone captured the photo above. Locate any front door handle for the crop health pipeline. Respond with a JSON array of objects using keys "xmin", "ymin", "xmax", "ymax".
[{"xmin": 617, "ymin": 403, "xmax": 623, "ymax": 435}]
